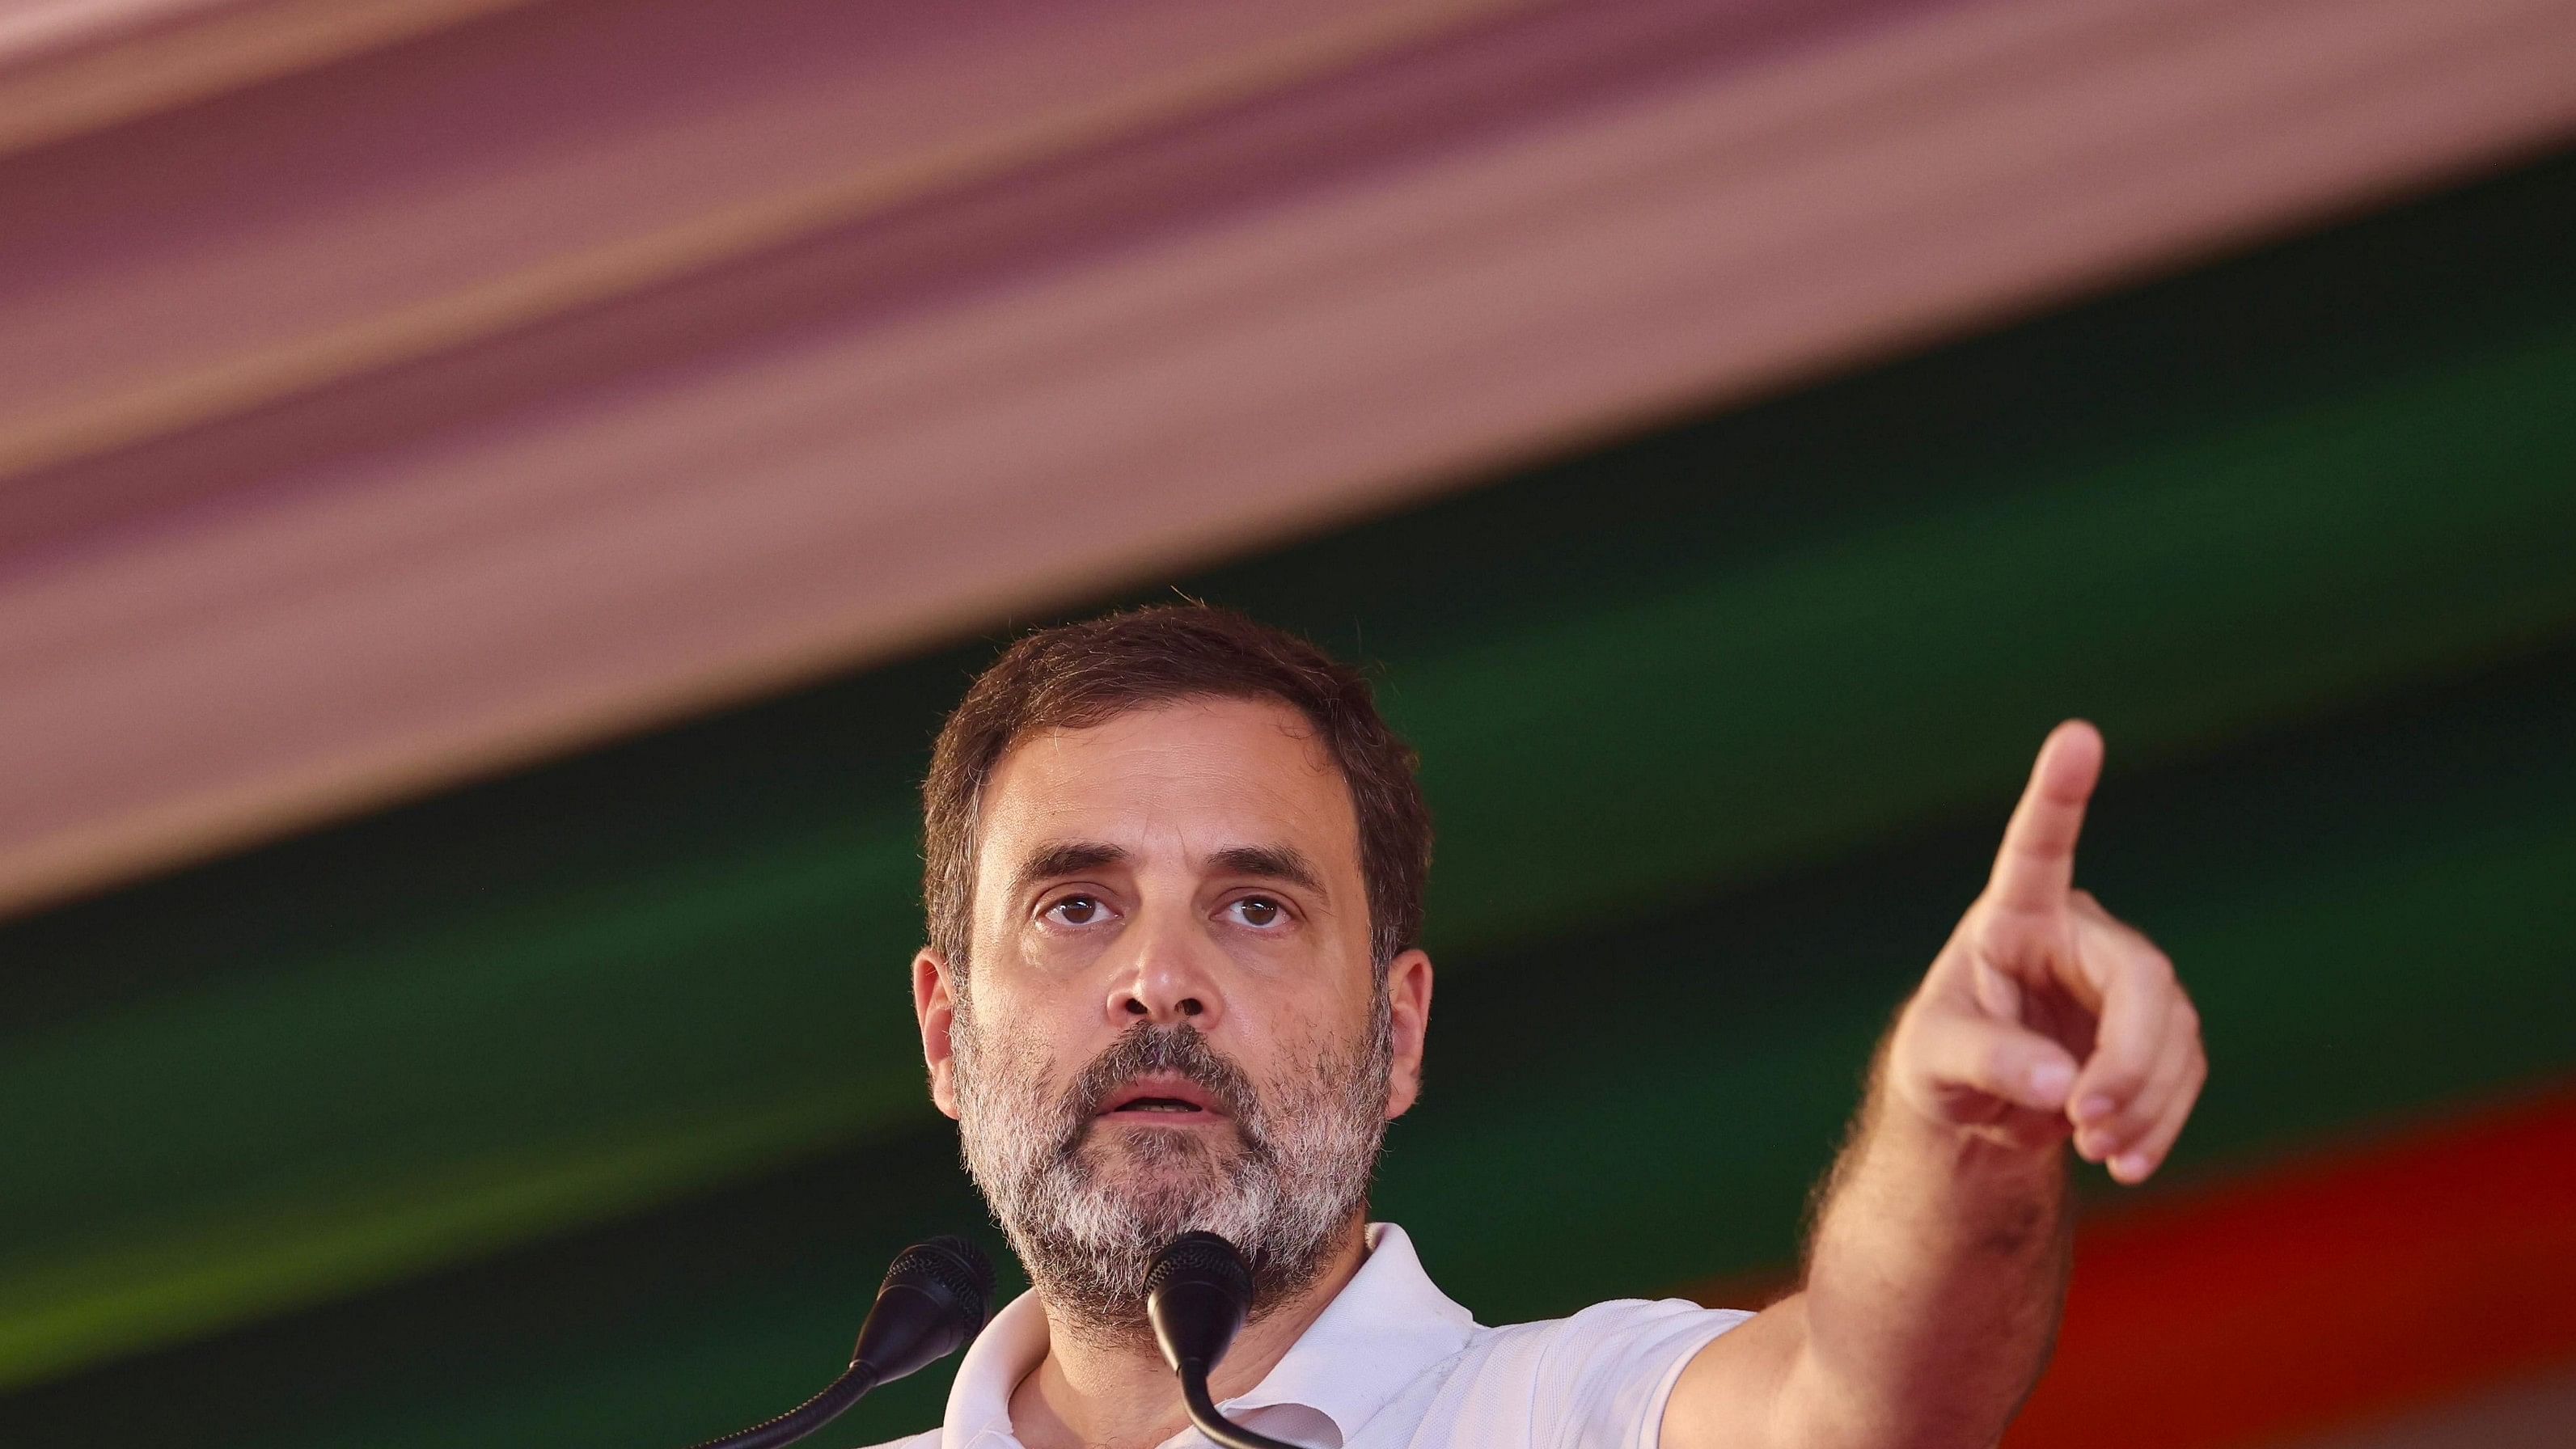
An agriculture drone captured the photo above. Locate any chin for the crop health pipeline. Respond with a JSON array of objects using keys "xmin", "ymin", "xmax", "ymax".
[
  {"xmin": 1096, "ymin": 1125, "xmax": 1234, "ymax": 1173},
  {"xmin": 1093, "ymin": 1116, "xmax": 1241, "ymax": 1155},
  {"xmin": 1084, "ymin": 1134, "xmax": 1241, "ymax": 1206}
]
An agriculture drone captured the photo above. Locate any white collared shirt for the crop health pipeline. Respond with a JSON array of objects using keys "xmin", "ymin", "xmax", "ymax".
[{"xmin": 858, "ymin": 1223, "xmax": 1750, "ymax": 1449}]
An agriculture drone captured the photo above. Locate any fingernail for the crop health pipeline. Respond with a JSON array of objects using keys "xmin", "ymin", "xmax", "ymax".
[
  {"xmin": 2029, "ymin": 1061, "xmax": 2075, "ymax": 1101},
  {"xmin": 2112, "ymin": 1151, "xmax": 2151, "ymax": 1181},
  {"xmin": 2077, "ymin": 1094, "xmax": 2116, "ymax": 1123}
]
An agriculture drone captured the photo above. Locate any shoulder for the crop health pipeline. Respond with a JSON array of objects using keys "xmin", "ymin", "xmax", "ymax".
[
  {"xmin": 1421, "ymin": 1299, "xmax": 1752, "ymax": 1447},
  {"xmin": 1473, "ymin": 1295, "xmax": 1754, "ymax": 1368}
]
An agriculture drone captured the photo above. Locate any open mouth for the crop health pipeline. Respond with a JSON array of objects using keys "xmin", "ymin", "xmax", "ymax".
[{"xmin": 1097, "ymin": 1074, "xmax": 1227, "ymax": 1122}]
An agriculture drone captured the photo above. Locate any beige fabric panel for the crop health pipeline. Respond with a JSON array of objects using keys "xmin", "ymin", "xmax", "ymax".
[{"xmin": 0, "ymin": 0, "xmax": 2570, "ymax": 917}]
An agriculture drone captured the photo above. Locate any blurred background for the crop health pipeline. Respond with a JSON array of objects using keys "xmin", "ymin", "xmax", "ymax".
[{"xmin": 2, "ymin": 0, "xmax": 2573, "ymax": 1445}]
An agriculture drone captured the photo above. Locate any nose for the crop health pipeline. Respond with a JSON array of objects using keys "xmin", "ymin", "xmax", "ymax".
[{"xmin": 1106, "ymin": 902, "xmax": 1224, "ymax": 1029}]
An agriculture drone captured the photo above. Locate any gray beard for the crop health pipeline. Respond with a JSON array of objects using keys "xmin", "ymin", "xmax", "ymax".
[{"xmin": 950, "ymin": 993, "xmax": 1393, "ymax": 1349}]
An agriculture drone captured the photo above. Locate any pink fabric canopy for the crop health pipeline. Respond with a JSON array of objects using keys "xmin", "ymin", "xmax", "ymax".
[{"xmin": 1, "ymin": 0, "xmax": 2570, "ymax": 915}]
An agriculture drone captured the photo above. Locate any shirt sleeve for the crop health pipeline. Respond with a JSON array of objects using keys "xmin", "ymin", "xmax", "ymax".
[{"xmin": 1521, "ymin": 1297, "xmax": 1754, "ymax": 1449}]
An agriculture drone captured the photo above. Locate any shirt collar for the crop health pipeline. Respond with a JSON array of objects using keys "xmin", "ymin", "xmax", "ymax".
[
  {"xmin": 938, "ymin": 1223, "xmax": 1478, "ymax": 1449},
  {"xmin": 1220, "ymin": 1223, "xmax": 1477, "ymax": 1443},
  {"xmin": 940, "ymin": 1277, "xmax": 1047, "ymax": 1449}
]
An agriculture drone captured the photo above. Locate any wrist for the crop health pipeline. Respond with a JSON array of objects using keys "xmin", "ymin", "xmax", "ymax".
[{"xmin": 1874, "ymin": 1080, "xmax": 2071, "ymax": 1189}]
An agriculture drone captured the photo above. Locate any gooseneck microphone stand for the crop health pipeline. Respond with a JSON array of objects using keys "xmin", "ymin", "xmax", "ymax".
[
  {"xmin": 1145, "ymin": 1231, "xmax": 1309, "ymax": 1449},
  {"xmin": 683, "ymin": 1235, "xmax": 996, "ymax": 1449}
]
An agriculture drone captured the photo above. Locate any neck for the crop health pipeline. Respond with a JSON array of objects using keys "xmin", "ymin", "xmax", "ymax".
[{"xmin": 1008, "ymin": 1218, "xmax": 1370, "ymax": 1449}]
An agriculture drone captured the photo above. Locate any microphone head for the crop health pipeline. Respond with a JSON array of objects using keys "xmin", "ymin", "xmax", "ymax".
[
  {"xmin": 850, "ymin": 1236, "xmax": 998, "ymax": 1382},
  {"xmin": 889, "ymin": 1235, "xmax": 999, "ymax": 1332},
  {"xmin": 1145, "ymin": 1231, "xmax": 1254, "ymax": 1377}
]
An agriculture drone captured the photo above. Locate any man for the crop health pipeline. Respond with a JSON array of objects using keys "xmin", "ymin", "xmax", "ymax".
[{"xmin": 882, "ymin": 604, "xmax": 2206, "ymax": 1449}]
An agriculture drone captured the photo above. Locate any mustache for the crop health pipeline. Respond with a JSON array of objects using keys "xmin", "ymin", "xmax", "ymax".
[{"xmin": 1060, "ymin": 1023, "xmax": 1265, "ymax": 1145}]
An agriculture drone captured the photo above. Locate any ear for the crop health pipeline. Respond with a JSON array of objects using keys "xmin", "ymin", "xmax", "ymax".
[
  {"xmin": 1381, "ymin": 947, "xmax": 1436, "ymax": 1120},
  {"xmin": 914, "ymin": 948, "xmax": 964, "ymax": 1120}
]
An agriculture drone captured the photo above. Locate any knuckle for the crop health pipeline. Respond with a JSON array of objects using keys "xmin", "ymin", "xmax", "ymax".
[
  {"xmin": 2098, "ymin": 1058, "xmax": 2151, "ymax": 1096},
  {"xmin": 2088, "ymin": 1075, "xmax": 2146, "ymax": 1112},
  {"xmin": 2117, "ymin": 1090, "xmax": 2168, "ymax": 1132}
]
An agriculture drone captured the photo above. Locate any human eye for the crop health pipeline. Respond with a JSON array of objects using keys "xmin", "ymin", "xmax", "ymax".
[
  {"xmin": 1221, "ymin": 895, "xmax": 1291, "ymax": 929},
  {"xmin": 1038, "ymin": 893, "xmax": 1117, "ymax": 928}
]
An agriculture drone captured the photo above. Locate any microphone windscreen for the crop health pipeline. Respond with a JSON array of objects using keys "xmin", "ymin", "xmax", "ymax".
[
  {"xmin": 891, "ymin": 1236, "xmax": 998, "ymax": 1333},
  {"xmin": 851, "ymin": 1236, "xmax": 996, "ymax": 1381},
  {"xmin": 1146, "ymin": 1231, "xmax": 1254, "ymax": 1374}
]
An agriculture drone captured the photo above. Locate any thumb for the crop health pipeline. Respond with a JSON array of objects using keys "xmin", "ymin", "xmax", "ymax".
[{"xmin": 1899, "ymin": 1006, "xmax": 2081, "ymax": 1115}]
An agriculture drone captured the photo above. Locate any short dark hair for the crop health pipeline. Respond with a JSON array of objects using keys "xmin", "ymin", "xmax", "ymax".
[{"xmin": 922, "ymin": 604, "xmax": 1432, "ymax": 975}]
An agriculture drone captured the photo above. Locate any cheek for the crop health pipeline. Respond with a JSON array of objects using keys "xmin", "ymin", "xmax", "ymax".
[
  {"xmin": 1249, "ymin": 989, "xmax": 1377, "ymax": 1083},
  {"xmin": 962, "ymin": 973, "xmax": 1109, "ymax": 1091},
  {"xmin": 1279, "ymin": 961, "xmax": 1377, "ymax": 1041},
  {"xmin": 992, "ymin": 966, "xmax": 1110, "ymax": 1044},
  {"xmin": 996, "ymin": 910, "xmax": 1127, "ymax": 985},
  {"xmin": 955, "ymin": 1012, "xmax": 1062, "ymax": 1119}
]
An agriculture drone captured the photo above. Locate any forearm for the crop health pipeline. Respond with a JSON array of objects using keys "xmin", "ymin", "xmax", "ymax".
[
  {"xmin": 1669, "ymin": 726, "xmax": 2205, "ymax": 1449},
  {"xmin": 1787, "ymin": 1057, "xmax": 2072, "ymax": 1448}
]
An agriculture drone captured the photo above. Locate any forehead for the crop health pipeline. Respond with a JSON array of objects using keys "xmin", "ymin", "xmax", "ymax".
[{"xmin": 975, "ymin": 695, "xmax": 1360, "ymax": 875}]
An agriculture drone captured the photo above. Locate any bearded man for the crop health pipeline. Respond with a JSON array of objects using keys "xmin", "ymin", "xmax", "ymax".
[{"xmin": 875, "ymin": 604, "xmax": 2206, "ymax": 1449}]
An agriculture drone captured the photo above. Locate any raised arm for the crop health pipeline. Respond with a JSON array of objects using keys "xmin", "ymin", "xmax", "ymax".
[{"xmin": 1664, "ymin": 721, "xmax": 2207, "ymax": 1449}]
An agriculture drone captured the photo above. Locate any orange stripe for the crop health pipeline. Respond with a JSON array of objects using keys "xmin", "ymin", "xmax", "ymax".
[{"xmin": 2007, "ymin": 1083, "xmax": 2576, "ymax": 1447}]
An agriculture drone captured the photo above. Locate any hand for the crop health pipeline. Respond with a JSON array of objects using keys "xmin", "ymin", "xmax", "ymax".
[{"xmin": 1886, "ymin": 721, "xmax": 2206, "ymax": 1183}]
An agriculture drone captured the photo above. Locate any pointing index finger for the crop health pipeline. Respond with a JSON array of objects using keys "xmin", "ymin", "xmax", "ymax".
[{"xmin": 1987, "ymin": 720, "xmax": 2104, "ymax": 912}]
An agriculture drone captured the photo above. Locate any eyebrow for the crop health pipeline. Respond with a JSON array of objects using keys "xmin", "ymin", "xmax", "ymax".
[
  {"xmin": 1005, "ymin": 840, "xmax": 1327, "ymax": 900},
  {"xmin": 1208, "ymin": 844, "xmax": 1325, "ymax": 895},
  {"xmin": 1010, "ymin": 841, "xmax": 1128, "ymax": 902}
]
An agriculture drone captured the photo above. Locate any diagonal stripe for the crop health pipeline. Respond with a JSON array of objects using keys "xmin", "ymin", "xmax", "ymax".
[
  {"xmin": 2003, "ymin": 1086, "xmax": 2576, "ymax": 1448},
  {"xmin": 0, "ymin": 0, "xmax": 546, "ymax": 156},
  {"xmin": 2, "ymin": 0, "xmax": 2568, "ymax": 919},
  {"xmin": 2286, "ymin": 1367, "xmax": 2576, "ymax": 1449}
]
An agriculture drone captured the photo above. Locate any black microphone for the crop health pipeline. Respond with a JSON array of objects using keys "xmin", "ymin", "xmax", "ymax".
[
  {"xmin": 1145, "ymin": 1232, "xmax": 1309, "ymax": 1449},
  {"xmin": 684, "ymin": 1234, "xmax": 996, "ymax": 1449}
]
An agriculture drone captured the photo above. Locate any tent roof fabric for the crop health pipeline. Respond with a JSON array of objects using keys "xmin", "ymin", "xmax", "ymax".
[{"xmin": 1, "ymin": 0, "xmax": 2570, "ymax": 918}]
